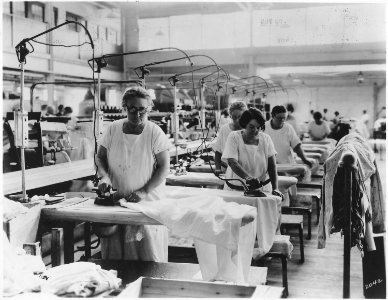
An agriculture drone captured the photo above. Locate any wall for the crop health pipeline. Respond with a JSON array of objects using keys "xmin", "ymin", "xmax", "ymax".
[{"xmin": 265, "ymin": 82, "xmax": 386, "ymax": 127}]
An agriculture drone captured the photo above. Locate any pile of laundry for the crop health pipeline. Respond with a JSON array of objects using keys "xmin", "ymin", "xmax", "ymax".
[{"xmin": 3, "ymin": 232, "xmax": 121, "ymax": 297}]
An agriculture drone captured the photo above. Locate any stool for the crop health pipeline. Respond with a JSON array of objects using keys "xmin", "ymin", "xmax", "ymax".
[
  {"xmin": 282, "ymin": 206, "xmax": 312, "ymax": 240},
  {"xmin": 252, "ymin": 235, "xmax": 293, "ymax": 297},
  {"xmin": 296, "ymin": 187, "xmax": 321, "ymax": 224},
  {"xmin": 280, "ymin": 214, "xmax": 304, "ymax": 263}
]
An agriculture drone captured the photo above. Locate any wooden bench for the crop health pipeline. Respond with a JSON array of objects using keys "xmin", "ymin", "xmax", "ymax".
[{"xmin": 253, "ymin": 234, "xmax": 293, "ymax": 297}]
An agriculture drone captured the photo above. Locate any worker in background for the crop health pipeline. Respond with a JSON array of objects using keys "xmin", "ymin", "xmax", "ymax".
[
  {"xmin": 323, "ymin": 108, "xmax": 329, "ymax": 121},
  {"xmin": 218, "ymin": 108, "xmax": 230, "ymax": 128},
  {"xmin": 64, "ymin": 106, "xmax": 78, "ymax": 131},
  {"xmin": 56, "ymin": 105, "xmax": 64, "ymax": 116},
  {"xmin": 96, "ymin": 87, "xmax": 171, "ymax": 261},
  {"xmin": 47, "ymin": 106, "xmax": 55, "ymax": 116},
  {"xmin": 264, "ymin": 105, "xmax": 313, "ymax": 168},
  {"xmin": 308, "ymin": 111, "xmax": 330, "ymax": 141},
  {"xmin": 222, "ymin": 107, "xmax": 282, "ymax": 198},
  {"xmin": 211, "ymin": 101, "xmax": 247, "ymax": 175},
  {"xmin": 285, "ymin": 103, "xmax": 301, "ymax": 139}
]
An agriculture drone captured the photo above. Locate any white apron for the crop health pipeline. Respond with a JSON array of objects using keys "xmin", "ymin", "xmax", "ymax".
[{"xmin": 224, "ymin": 132, "xmax": 272, "ymax": 193}]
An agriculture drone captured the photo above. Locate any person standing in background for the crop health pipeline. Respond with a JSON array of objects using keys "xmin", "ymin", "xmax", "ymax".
[
  {"xmin": 285, "ymin": 103, "xmax": 301, "ymax": 139},
  {"xmin": 265, "ymin": 105, "xmax": 312, "ymax": 167},
  {"xmin": 323, "ymin": 108, "xmax": 328, "ymax": 121},
  {"xmin": 308, "ymin": 111, "xmax": 330, "ymax": 140},
  {"xmin": 56, "ymin": 105, "xmax": 64, "ymax": 116}
]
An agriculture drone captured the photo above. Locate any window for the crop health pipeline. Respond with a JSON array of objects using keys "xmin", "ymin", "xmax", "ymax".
[
  {"xmin": 25, "ymin": 2, "xmax": 45, "ymax": 22},
  {"xmin": 66, "ymin": 12, "xmax": 85, "ymax": 32}
]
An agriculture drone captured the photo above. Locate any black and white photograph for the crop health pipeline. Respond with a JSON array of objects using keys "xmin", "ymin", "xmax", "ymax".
[{"xmin": 2, "ymin": 1, "xmax": 386, "ymax": 298}]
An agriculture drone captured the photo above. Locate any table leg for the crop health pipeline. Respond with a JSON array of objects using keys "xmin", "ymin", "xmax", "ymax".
[
  {"xmin": 84, "ymin": 222, "xmax": 91, "ymax": 261},
  {"xmin": 63, "ymin": 222, "xmax": 75, "ymax": 264}
]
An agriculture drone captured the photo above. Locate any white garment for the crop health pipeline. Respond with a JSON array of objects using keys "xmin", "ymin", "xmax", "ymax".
[
  {"xmin": 219, "ymin": 116, "xmax": 230, "ymax": 128},
  {"xmin": 308, "ymin": 120, "xmax": 330, "ymax": 141},
  {"xmin": 99, "ymin": 119, "xmax": 172, "ymax": 261},
  {"xmin": 286, "ymin": 115, "xmax": 301, "ymax": 137},
  {"xmin": 40, "ymin": 262, "xmax": 121, "ymax": 297},
  {"xmin": 264, "ymin": 121, "xmax": 300, "ymax": 164},
  {"xmin": 211, "ymin": 123, "xmax": 232, "ymax": 154},
  {"xmin": 119, "ymin": 191, "xmax": 257, "ymax": 284},
  {"xmin": 360, "ymin": 113, "xmax": 370, "ymax": 125},
  {"xmin": 222, "ymin": 131, "xmax": 276, "ymax": 192}
]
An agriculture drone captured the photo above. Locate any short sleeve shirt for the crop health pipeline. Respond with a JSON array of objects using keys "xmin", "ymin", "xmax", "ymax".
[
  {"xmin": 308, "ymin": 121, "xmax": 330, "ymax": 141},
  {"xmin": 264, "ymin": 121, "xmax": 301, "ymax": 164}
]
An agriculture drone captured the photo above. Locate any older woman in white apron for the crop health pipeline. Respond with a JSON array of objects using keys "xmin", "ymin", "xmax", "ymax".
[
  {"xmin": 222, "ymin": 108, "xmax": 282, "ymax": 199},
  {"xmin": 95, "ymin": 87, "xmax": 172, "ymax": 261}
]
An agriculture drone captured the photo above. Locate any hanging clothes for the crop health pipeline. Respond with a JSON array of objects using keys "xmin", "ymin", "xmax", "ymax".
[{"xmin": 318, "ymin": 133, "xmax": 380, "ymax": 254}]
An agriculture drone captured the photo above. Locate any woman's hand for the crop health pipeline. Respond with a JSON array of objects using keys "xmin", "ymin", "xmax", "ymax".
[
  {"xmin": 98, "ymin": 176, "xmax": 112, "ymax": 193},
  {"xmin": 125, "ymin": 189, "xmax": 147, "ymax": 203},
  {"xmin": 272, "ymin": 189, "xmax": 284, "ymax": 200}
]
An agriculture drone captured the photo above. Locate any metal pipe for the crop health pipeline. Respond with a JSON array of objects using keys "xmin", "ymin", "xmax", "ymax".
[
  {"xmin": 173, "ymin": 84, "xmax": 179, "ymax": 164},
  {"xmin": 20, "ymin": 61, "xmax": 27, "ymax": 201}
]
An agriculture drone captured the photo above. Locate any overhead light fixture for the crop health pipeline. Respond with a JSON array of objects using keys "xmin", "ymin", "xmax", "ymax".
[{"xmin": 357, "ymin": 71, "xmax": 364, "ymax": 84}]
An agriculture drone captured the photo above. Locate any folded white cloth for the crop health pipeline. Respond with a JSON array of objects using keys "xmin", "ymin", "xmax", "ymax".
[{"xmin": 40, "ymin": 262, "xmax": 121, "ymax": 297}]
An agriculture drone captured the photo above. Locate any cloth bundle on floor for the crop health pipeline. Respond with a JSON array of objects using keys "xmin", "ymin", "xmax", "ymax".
[
  {"xmin": 119, "ymin": 191, "xmax": 257, "ymax": 284},
  {"xmin": 40, "ymin": 262, "xmax": 121, "ymax": 297}
]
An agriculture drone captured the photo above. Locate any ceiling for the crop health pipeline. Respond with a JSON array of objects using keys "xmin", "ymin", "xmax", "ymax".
[{"xmin": 100, "ymin": 2, "xmax": 386, "ymax": 88}]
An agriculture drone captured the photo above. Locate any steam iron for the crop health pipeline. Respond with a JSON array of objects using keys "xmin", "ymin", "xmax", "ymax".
[
  {"xmin": 93, "ymin": 187, "xmax": 116, "ymax": 206},
  {"xmin": 244, "ymin": 189, "xmax": 267, "ymax": 197}
]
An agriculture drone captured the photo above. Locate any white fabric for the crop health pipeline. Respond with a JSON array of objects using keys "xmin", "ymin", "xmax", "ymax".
[
  {"xmin": 3, "ymin": 197, "xmax": 29, "ymax": 221},
  {"xmin": 318, "ymin": 133, "xmax": 376, "ymax": 250},
  {"xmin": 286, "ymin": 115, "xmax": 301, "ymax": 137},
  {"xmin": 3, "ymin": 232, "xmax": 46, "ymax": 296},
  {"xmin": 210, "ymin": 123, "xmax": 232, "ymax": 155},
  {"xmin": 119, "ymin": 191, "xmax": 257, "ymax": 284},
  {"xmin": 264, "ymin": 121, "xmax": 300, "ymax": 164},
  {"xmin": 360, "ymin": 113, "xmax": 370, "ymax": 126},
  {"xmin": 219, "ymin": 116, "xmax": 230, "ymax": 128},
  {"xmin": 99, "ymin": 119, "xmax": 173, "ymax": 261},
  {"xmin": 40, "ymin": 262, "xmax": 121, "ymax": 297},
  {"xmin": 308, "ymin": 120, "xmax": 330, "ymax": 140},
  {"xmin": 222, "ymin": 130, "xmax": 276, "ymax": 192}
]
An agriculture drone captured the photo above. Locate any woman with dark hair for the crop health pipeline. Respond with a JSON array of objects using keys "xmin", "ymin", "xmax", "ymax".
[
  {"xmin": 265, "ymin": 105, "xmax": 312, "ymax": 167},
  {"xmin": 222, "ymin": 107, "xmax": 282, "ymax": 198},
  {"xmin": 308, "ymin": 111, "xmax": 330, "ymax": 141}
]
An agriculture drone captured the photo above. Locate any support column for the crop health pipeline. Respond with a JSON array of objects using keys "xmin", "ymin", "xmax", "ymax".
[
  {"xmin": 45, "ymin": 2, "xmax": 55, "ymax": 108},
  {"xmin": 122, "ymin": 4, "xmax": 140, "ymax": 80}
]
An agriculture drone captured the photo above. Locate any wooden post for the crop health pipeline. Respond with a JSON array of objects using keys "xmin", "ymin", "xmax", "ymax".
[
  {"xmin": 63, "ymin": 222, "xmax": 75, "ymax": 264},
  {"xmin": 84, "ymin": 222, "xmax": 91, "ymax": 261},
  {"xmin": 51, "ymin": 228, "xmax": 64, "ymax": 267},
  {"xmin": 339, "ymin": 151, "xmax": 357, "ymax": 299}
]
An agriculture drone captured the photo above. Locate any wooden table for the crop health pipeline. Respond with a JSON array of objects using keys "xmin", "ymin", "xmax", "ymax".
[
  {"xmin": 3, "ymin": 159, "xmax": 95, "ymax": 195},
  {"xmin": 166, "ymin": 172, "xmax": 297, "ymax": 205},
  {"xmin": 42, "ymin": 187, "xmax": 281, "ymax": 264}
]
